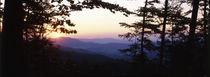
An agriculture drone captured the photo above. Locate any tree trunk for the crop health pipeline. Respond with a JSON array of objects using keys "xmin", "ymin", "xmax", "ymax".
[
  {"xmin": 186, "ymin": 0, "xmax": 200, "ymax": 76},
  {"xmin": 189, "ymin": 0, "xmax": 199, "ymax": 44},
  {"xmin": 2, "ymin": 0, "xmax": 26, "ymax": 77},
  {"xmin": 140, "ymin": 0, "xmax": 148, "ymax": 66},
  {"xmin": 160, "ymin": 0, "xmax": 168, "ymax": 66},
  {"xmin": 203, "ymin": 0, "xmax": 208, "ymax": 76},
  {"xmin": 171, "ymin": 23, "xmax": 175, "ymax": 46},
  {"xmin": 203, "ymin": 0, "xmax": 207, "ymax": 41},
  {"xmin": 206, "ymin": 0, "xmax": 210, "ymax": 76}
]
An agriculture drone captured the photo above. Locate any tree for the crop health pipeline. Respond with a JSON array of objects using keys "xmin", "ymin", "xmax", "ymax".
[
  {"xmin": 0, "ymin": 1, "xmax": 3, "ymax": 32},
  {"xmin": 1, "ymin": 0, "xmax": 133, "ymax": 77},
  {"xmin": 186, "ymin": 0, "xmax": 200, "ymax": 76},
  {"xmin": 206, "ymin": 0, "xmax": 210, "ymax": 76},
  {"xmin": 0, "ymin": 1, "xmax": 3, "ymax": 77},
  {"xmin": 203, "ymin": 0, "xmax": 208, "ymax": 42},
  {"xmin": 159, "ymin": 0, "xmax": 168, "ymax": 66},
  {"xmin": 2, "ymin": 0, "xmax": 26, "ymax": 77},
  {"xmin": 22, "ymin": 0, "xmax": 77, "ymax": 41},
  {"xmin": 120, "ymin": 0, "xmax": 196, "ymax": 76},
  {"xmin": 189, "ymin": 0, "xmax": 200, "ymax": 44},
  {"xmin": 119, "ymin": 1, "xmax": 160, "ymax": 75},
  {"xmin": 140, "ymin": 0, "xmax": 148, "ymax": 66},
  {"xmin": 199, "ymin": 0, "xmax": 209, "ymax": 76},
  {"xmin": 167, "ymin": 0, "xmax": 190, "ymax": 46}
]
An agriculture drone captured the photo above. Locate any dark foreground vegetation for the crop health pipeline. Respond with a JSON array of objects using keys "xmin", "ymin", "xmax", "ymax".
[{"xmin": 1, "ymin": 0, "xmax": 210, "ymax": 77}]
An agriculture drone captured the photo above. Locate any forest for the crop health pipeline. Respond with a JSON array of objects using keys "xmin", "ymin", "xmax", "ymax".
[{"xmin": 0, "ymin": 0, "xmax": 210, "ymax": 77}]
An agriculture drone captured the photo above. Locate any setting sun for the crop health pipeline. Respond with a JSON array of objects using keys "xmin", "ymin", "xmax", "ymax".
[
  {"xmin": 55, "ymin": 33, "xmax": 60, "ymax": 38},
  {"xmin": 47, "ymin": 32, "xmax": 65, "ymax": 38}
]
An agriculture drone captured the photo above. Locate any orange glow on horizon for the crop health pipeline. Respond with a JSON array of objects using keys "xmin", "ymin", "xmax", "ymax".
[
  {"xmin": 47, "ymin": 32, "xmax": 65, "ymax": 38},
  {"xmin": 55, "ymin": 33, "xmax": 61, "ymax": 38}
]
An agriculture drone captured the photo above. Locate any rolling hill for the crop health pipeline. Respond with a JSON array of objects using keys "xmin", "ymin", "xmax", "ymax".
[
  {"xmin": 52, "ymin": 37, "xmax": 132, "ymax": 60},
  {"xmin": 51, "ymin": 37, "xmax": 158, "ymax": 61}
]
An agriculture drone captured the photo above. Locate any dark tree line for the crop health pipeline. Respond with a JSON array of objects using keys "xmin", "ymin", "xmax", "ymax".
[
  {"xmin": 1, "ymin": 0, "xmax": 133, "ymax": 77},
  {"xmin": 0, "ymin": 0, "xmax": 210, "ymax": 77},
  {"xmin": 119, "ymin": 0, "xmax": 210, "ymax": 77}
]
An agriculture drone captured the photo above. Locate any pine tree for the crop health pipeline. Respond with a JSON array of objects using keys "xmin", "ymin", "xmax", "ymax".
[
  {"xmin": 119, "ymin": 1, "xmax": 160, "ymax": 74},
  {"xmin": 1, "ymin": 0, "xmax": 133, "ymax": 76},
  {"xmin": 140, "ymin": 0, "xmax": 148, "ymax": 66},
  {"xmin": 206, "ymin": 0, "xmax": 210, "ymax": 76},
  {"xmin": 160, "ymin": 0, "xmax": 168, "ymax": 66}
]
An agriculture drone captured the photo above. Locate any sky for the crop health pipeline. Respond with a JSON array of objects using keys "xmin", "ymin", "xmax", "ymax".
[
  {"xmin": 49, "ymin": 0, "xmax": 145, "ymax": 39},
  {"xmin": 0, "ymin": 0, "xmax": 192, "ymax": 39},
  {"xmin": 0, "ymin": 0, "xmax": 142, "ymax": 39},
  {"xmin": 59, "ymin": 0, "xmax": 191, "ymax": 39}
]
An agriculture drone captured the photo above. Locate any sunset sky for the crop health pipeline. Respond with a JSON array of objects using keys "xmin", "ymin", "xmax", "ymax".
[
  {"xmin": 58, "ymin": 0, "xmax": 191, "ymax": 39},
  {"xmin": 48, "ymin": 0, "xmax": 144, "ymax": 39},
  {"xmin": 0, "ymin": 0, "xmax": 192, "ymax": 39}
]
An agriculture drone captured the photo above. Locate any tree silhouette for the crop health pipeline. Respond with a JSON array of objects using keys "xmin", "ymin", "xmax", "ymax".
[
  {"xmin": 2, "ymin": 0, "xmax": 25, "ymax": 77},
  {"xmin": 208, "ymin": 0, "xmax": 210, "ymax": 76},
  {"xmin": 119, "ymin": 0, "xmax": 159, "ymax": 75},
  {"xmin": 199, "ymin": 0, "xmax": 209, "ymax": 76},
  {"xmin": 159, "ymin": 0, "xmax": 168, "ymax": 66},
  {"xmin": 1, "ymin": 0, "xmax": 210, "ymax": 76},
  {"xmin": 140, "ymin": 0, "xmax": 148, "ymax": 66},
  {"xmin": 186, "ymin": 0, "xmax": 200, "ymax": 76},
  {"xmin": 188, "ymin": 0, "xmax": 200, "ymax": 45},
  {"xmin": 0, "ymin": 1, "xmax": 3, "ymax": 32},
  {"xmin": 22, "ymin": 0, "xmax": 77, "ymax": 41},
  {"xmin": 204, "ymin": 0, "xmax": 210, "ymax": 76},
  {"xmin": 119, "ymin": 0, "xmax": 208, "ymax": 76},
  {"xmin": 1, "ymin": 0, "xmax": 133, "ymax": 77}
]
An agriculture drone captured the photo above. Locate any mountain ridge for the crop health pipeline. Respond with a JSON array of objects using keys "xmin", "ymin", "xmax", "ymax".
[
  {"xmin": 50, "ymin": 37, "xmax": 157, "ymax": 61},
  {"xmin": 51, "ymin": 37, "xmax": 131, "ymax": 60},
  {"xmin": 78, "ymin": 38, "xmax": 131, "ymax": 44}
]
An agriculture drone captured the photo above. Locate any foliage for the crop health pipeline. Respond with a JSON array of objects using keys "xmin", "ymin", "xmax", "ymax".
[
  {"xmin": 1, "ymin": 0, "xmax": 210, "ymax": 77},
  {"xmin": 119, "ymin": 0, "xmax": 209, "ymax": 76}
]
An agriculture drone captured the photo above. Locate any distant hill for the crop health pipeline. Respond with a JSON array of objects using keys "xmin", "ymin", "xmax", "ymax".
[
  {"xmin": 59, "ymin": 47, "xmax": 136, "ymax": 75},
  {"xmin": 52, "ymin": 37, "xmax": 132, "ymax": 60},
  {"xmin": 51, "ymin": 37, "xmax": 158, "ymax": 61},
  {"xmin": 60, "ymin": 46, "xmax": 115, "ymax": 64},
  {"xmin": 79, "ymin": 38, "xmax": 131, "ymax": 44}
]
